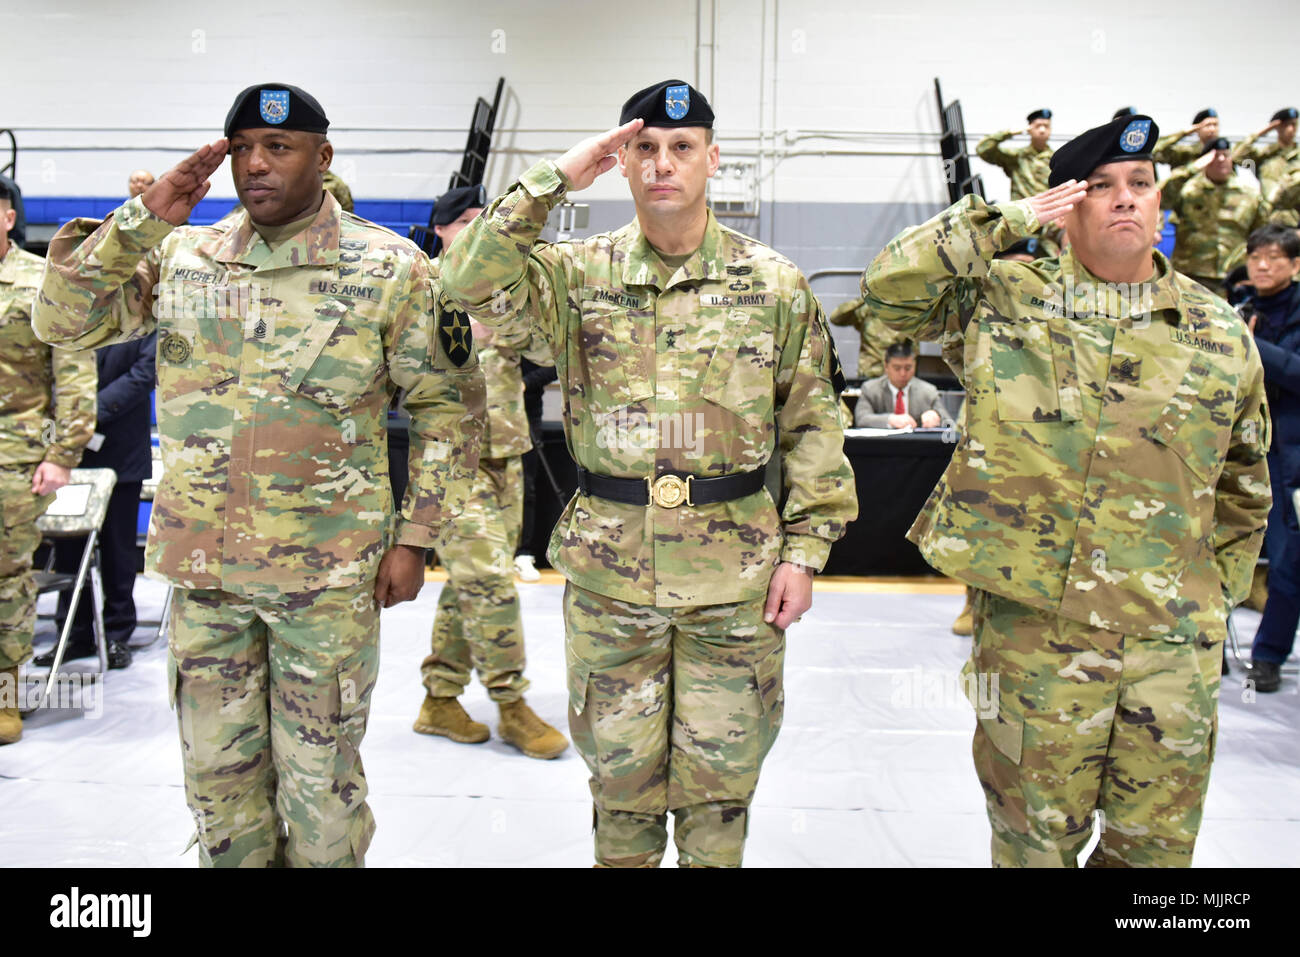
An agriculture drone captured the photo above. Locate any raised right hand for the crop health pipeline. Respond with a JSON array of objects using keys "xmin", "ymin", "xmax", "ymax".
[
  {"xmin": 555, "ymin": 120, "xmax": 644, "ymax": 192},
  {"xmin": 1026, "ymin": 179, "xmax": 1088, "ymax": 229},
  {"xmin": 142, "ymin": 139, "xmax": 228, "ymax": 226}
]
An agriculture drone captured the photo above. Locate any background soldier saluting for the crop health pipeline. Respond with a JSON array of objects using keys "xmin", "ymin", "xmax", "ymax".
[
  {"xmin": 863, "ymin": 113, "xmax": 1271, "ymax": 867},
  {"xmin": 33, "ymin": 83, "xmax": 483, "ymax": 866},
  {"xmin": 439, "ymin": 80, "xmax": 857, "ymax": 868}
]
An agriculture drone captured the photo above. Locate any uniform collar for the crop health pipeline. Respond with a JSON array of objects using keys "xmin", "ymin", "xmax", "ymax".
[
  {"xmin": 1059, "ymin": 247, "xmax": 1185, "ymax": 325},
  {"xmin": 621, "ymin": 209, "xmax": 726, "ymax": 289},
  {"xmin": 211, "ymin": 190, "xmax": 342, "ymax": 271}
]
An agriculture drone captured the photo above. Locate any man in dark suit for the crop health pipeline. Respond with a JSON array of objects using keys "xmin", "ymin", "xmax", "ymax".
[
  {"xmin": 853, "ymin": 340, "xmax": 953, "ymax": 429},
  {"xmin": 38, "ymin": 332, "xmax": 157, "ymax": 670}
]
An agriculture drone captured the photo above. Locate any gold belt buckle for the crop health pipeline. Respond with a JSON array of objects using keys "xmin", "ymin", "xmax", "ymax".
[{"xmin": 648, "ymin": 474, "xmax": 693, "ymax": 508}]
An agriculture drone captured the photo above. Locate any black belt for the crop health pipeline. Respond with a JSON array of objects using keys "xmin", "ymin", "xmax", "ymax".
[{"xmin": 575, "ymin": 466, "xmax": 767, "ymax": 509}]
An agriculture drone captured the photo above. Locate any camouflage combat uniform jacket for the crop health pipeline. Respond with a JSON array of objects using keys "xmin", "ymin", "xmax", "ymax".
[
  {"xmin": 1231, "ymin": 133, "xmax": 1300, "ymax": 199},
  {"xmin": 2, "ymin": 243, "xmax": 96, "ymax": 468},
  {"xmin": 828, "ymin": 296, "xmax": 912, "ymax": 380},
  {"xmin": 975, "ymin": 132, "xmax": 1052, "ymax": 201},
  {"xmin": 438, "ymin": 160, "xmax": 857, "ymax": 607},
  {"xmin": 1151, "ymin": 133, "xmax": 1206, "ymax": 171},
  {"xmin": 34, "ymin": 193, "xmax": 483, "ymax": 594},
  {"xmin": 1160, "ymin": 167, "xmax": 1274, "ymax": 281},
  {"xmin": 862, "ymin": 195, "xmax": 1271, "ymax": 641}
]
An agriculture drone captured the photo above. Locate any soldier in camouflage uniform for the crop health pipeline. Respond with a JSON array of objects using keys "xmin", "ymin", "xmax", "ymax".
[
  {"xmin": 976, "ymin": 109, "xmax": 1054, "ymax": 201},
  {"xmin": 321, "ymin": 169, "xmax": 353, "ymax": 213},
  {"xmin": 1152, "ymin": 108, "xmax": 1220, "ymax": 170},
  {"xmin": 0, "ymin": 180, "xmax": 97, "ymax": 745},
  {"xmin": 828, "ymin": 296, "xmax": 911, "ymax": 380},
  {"xmin": 1160, "ymin": 138, "xmax": 1275, "ymax": 293},
  {"xmin": 33, "ymin": 84, "xmax": 483, "ymax": 866},
  {"xmin": 862, "ymin": 114, "xmax": 1271, "ymax": 867},
  {"xmin": 439, "ymin": 80, "xmax": 857, "ymax": 867},
  {"xmin": 413, "ymin": 184, "xmax": 567, "ymax": 759},
  {"xmin": 1233, "ymin": 108, "xmax": 1300, "ymax": 206}
]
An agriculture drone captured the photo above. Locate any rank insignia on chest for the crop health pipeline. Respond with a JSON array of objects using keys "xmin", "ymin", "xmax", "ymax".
[
  {"xmin": 439, "ymin": 307, "xmax": 474, "ymax": 367},
  {"xmin": 253, "ymin": 318, "xmax": 267, "ymax": 339},
  {"xmin": 160, "ymin": 333, "xmax": 192, "ymax": 364}
]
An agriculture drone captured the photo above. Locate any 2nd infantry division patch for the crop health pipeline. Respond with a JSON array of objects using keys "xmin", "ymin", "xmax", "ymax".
[{"xmin": 438, "ymin": 306, "xmax": 474, "ymax": 367}]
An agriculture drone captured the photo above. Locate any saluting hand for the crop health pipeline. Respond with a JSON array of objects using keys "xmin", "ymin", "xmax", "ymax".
[
  {"xmin": 1026, "ymin": 179, "xmax": 1088, "ymax": 229},
  {"xmin": 142, "ymin": 139, "xmax": 228, "ymax": 226},
  {"xmin": 555, "ymin": 119, "xmax": 644, "ymax": 192}
]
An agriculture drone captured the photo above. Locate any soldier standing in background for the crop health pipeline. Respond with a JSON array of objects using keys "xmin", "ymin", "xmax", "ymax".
[
  {"xmin": 0, "ymin": 181, "xmax": 97, "ymax": 745},
  {"xmin": 34, "ymin": 83, "xmax": 483, "ymax": 866},
  {"xmin": 1152, "ymin": 109, "xmax": 1220, "ymax": 170},
  {"xmin": 828, "ymin": 296, "xmax": 910, "ymax": 380},
  {"xmin": 413, "ymin": 184, "xmax": 567, "ymax": 759},
  {"xmin": 1160, "ymin": 138, "xmax": 1275, "ymax": 293},
  {"xmin": 322, "ymin": 169, "xmax": 354, "ymax": 213},
  {"xmin": 863, "ymin": 114, "xmax": 1271, "ymax": 866},
  {"xmin": 439, "ymin": 80, "xmax": 857, "ymax": 867},
  {"xmin": 976, "ymin": 109, "xmax": 1054, "ymax": 201},
  {"xmin": 1233, "ymin": 108, "xmax": 1300, "ymax": 203}
]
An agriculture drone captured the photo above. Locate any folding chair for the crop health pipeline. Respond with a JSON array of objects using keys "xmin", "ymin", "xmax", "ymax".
[{"xmin": 28, "ymin": 468, "xmax": 117, "ymax": 706}]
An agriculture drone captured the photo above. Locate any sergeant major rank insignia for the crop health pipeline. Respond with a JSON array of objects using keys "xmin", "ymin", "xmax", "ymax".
[
  {"xmin": 260, "ymin": 89, "xmax": 290, "ymax": 125},
  {"xmin": 439, "ymin": 307, "xmax": 474, "ymax": 367},
  {"xmin": 160, "ymin": 333, "xmax": 192, "ymax": 364},
  {"xmin": 665, "ymin": 84, "xmax": 690, "ymax": 121}
]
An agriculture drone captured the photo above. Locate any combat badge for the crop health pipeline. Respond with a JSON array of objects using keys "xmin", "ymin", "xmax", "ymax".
[
  {"xmin": 160, "ymin": 333, "xmax": 192, "ymax": 364},
  {"xmin": 438, "ymin": 306, "xmax": 474, "ymax": 367}
]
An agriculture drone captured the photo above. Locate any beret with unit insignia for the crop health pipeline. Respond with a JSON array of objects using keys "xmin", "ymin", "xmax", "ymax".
[
  {"xmin": 1200, "ymin": 136, "xmax": 1231, "ymax": 155},
  {"xmin": 225, "ymin": 82, "xmax": 329, "ymax": 138},
  {"xmin": 1272, "ymin": 107, "xmax": 1299, "ymax": 123},
  {"xmin": 997, "ymin": 237, "xmax": 1042, "ymax": 259},
  {"xmin": 1027, "ymin": 108, "xmax": 1052, "ymax": 123},
  {"xmin": 620, "ymin": 79, "xmax": 714, "ymax": 129},
  {"xmin": 1193, "ymin": 108, "xmax": 1218, "ymax": 124},
  {"xmin": 433, "ymin": 184, "xmax": 488, "ymax": 226},
  {"xmin": 1049, "ymin": 114, "xmax": 1160, "ymax": 188}
]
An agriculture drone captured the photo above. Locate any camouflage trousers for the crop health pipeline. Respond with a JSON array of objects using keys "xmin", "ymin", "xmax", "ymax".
[
  {"xmin": 167, "ymin": 581, "xmax": 379, "ymax": 867},
  {"xmin": 564, "ymin": 582, "xmax": 785, "ymax": 868},
  {"xmin": 0, "ymin": 465, "xmax": 54, "ymax": 670},
  {"xmin": 422, "ymin": 456, "xmax": 528, "ymax": 703},
  {"xmin": 969, "ymin": 590, "xmax": 1220, "ymax": 868}
]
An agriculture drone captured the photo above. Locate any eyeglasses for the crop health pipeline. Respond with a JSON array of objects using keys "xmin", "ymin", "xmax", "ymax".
[{"xmin": 1246, "ymin": 251, "xmax": 1296, "ymax": 265}]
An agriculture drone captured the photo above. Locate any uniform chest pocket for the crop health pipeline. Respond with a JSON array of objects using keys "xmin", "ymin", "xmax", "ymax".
[
  {"xmin": 153, "ymin": 282, "xmax": 240, "ymax": 411},
  {"xmin": 987, "ymin": 318, "xmax": 1063, "ymax": 422},
  {"xmin": 577, "ymin": 298, "xmax": 648, "ymax": 413},
  {"xmin": 282, "ymin": 298, "xmax": 385, "ymax": 414},
  {"xmin": 700, "ymin": 308, "xmax": 776, "ymax": 428},
  {"xmin": 1149, "ymin": 359, "xmax": 1237, "ymax": 485}
]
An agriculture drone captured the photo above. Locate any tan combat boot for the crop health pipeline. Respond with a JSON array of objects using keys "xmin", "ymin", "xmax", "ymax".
[
  {"xmin": 952, "ymin": 588, "xmax": 974, "ymax": 636},
  {"xmin": 0, "ymin": 666, "xmax": 23, "ymax": 745},
  {"xmin": 498, "ymin": 699, "xmax": 568, "ymax": 759},
  {"xmin": 413, "ymin": 694, "xmax": 489, "ymax": 744}
]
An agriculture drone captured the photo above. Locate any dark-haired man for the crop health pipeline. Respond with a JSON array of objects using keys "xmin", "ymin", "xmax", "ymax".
[
  {"xmin": 34, "ymin": 83, "xmax": 484, "ymax": 866},
  {"xmin": 862, "ymin": 114, "xmax": 1271, "ymax": 866},
  {"xmin": 1233, "ymin": 108, "xmax": 1300, "ymax": 203},
  {"xmin": 1229, "ymin": 225, "xmax": 1300, "ymax": 693},
  {"xmin": 853, "ymin": 340, "xmax": 951, "ymax": 429},
  {"xmin": 439, "ymin": 80, "xmax": 857, "ymax": 867}
]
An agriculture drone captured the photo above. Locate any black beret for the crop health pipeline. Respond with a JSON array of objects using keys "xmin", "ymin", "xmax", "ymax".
[
  {"xmin": 1112, "ymin": 106, "xmax": 1138, "ymax": 119},
  {"xmin": 1027, "ymin": 109, "xmax": 1052, "ymax": 123},
  {"xmin": 1272, "ymin": 107, "xmax": 1299, "ymax": 123},
  {"xmin": 620, "ymin": 80, "xmax": 714, "ymax": 129},
  {"xmin": 998, "ymin": 237, "xmax": 1041, "ymax": 258},
  {"xmin": 224, "ymin": 83, "xmax": 329, "ymax": 138},
  {"xmin": 433, "ymin": 184, "xmax": 488, "ymax": 226},
  {"xmin": 1193, "ymin": 108, "xmax": 1218, "ymax": 124},
  {"xmin": 1201, "ymin": 137, "xmax": 1231, "ymax": 155},
  {"xmin": 1049, "ymin": 114, "xmax": 1159, "ymax": 187}
]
